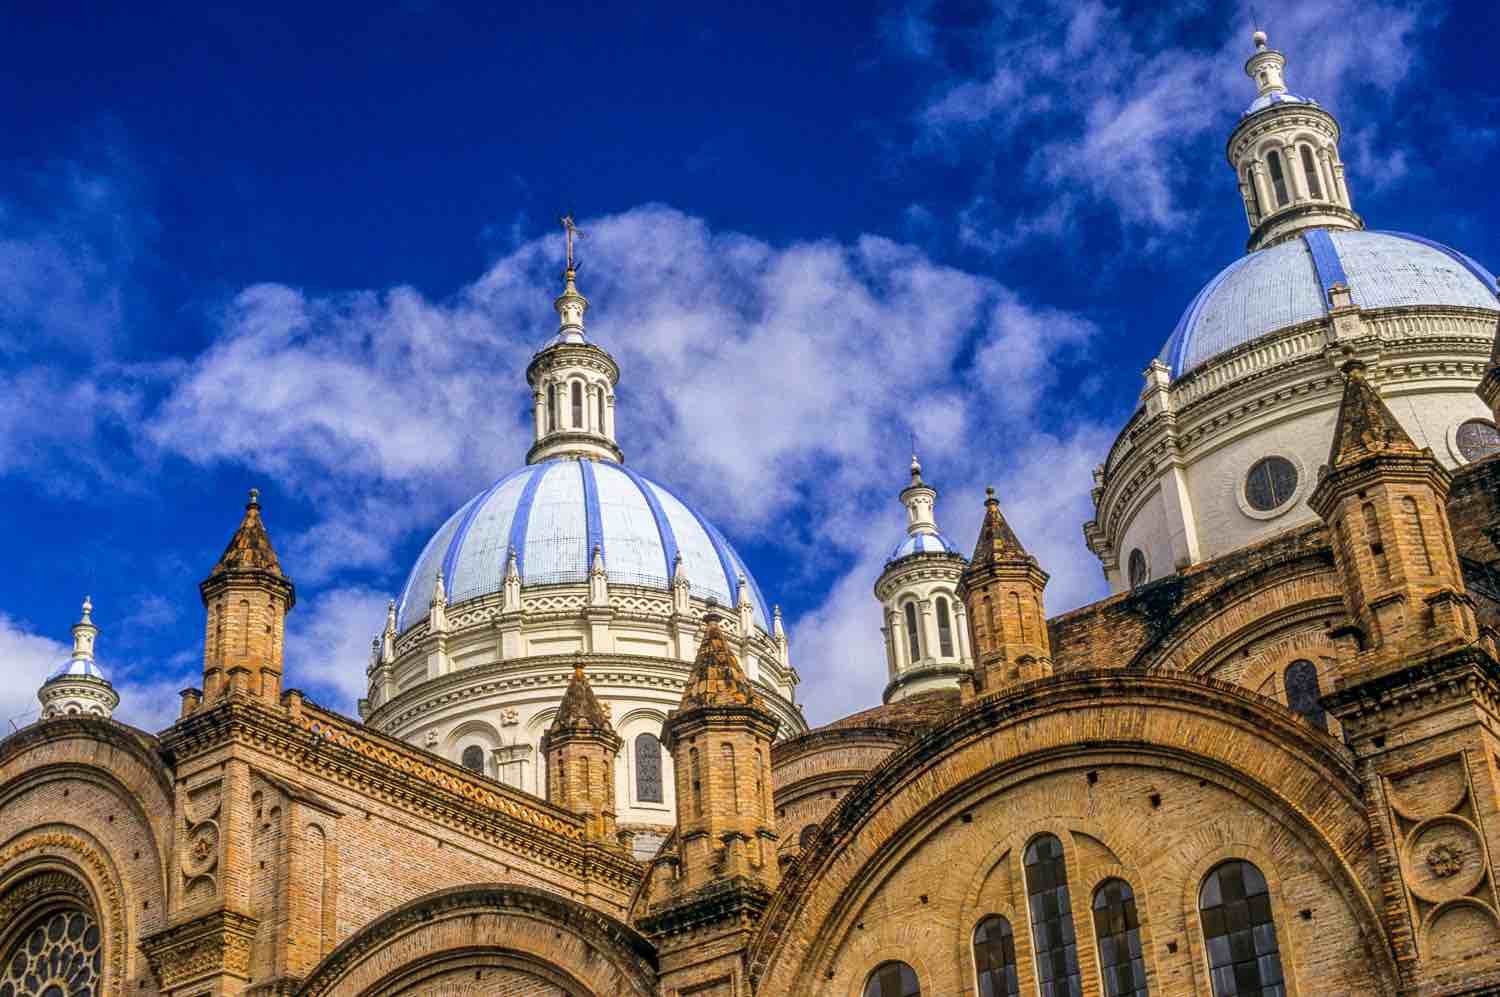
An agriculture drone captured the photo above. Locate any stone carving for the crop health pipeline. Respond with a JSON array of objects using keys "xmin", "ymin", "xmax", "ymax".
[
  {"xmin": 1427, "ymin": 843, "xmax": 1465, "ymax": 879},
  {"xmin": 141, "ymin": 910, "xmax": 258, "ymax": 989},
  {"xmin": 501, "ymin": 707, "xmax": 520, "ymax": 726},
  {"xmin": 425, "ymin": 729, "xmax": 440, "ymax": 747}
]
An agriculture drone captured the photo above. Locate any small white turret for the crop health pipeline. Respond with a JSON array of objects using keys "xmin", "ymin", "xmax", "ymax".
[
  {"xmin": 38, "ymin": 597, "xmax": 119, "ymax": 721},
  {"xmin": 429, "ymin": 571, "xmax": 448, "ymax": 633}
]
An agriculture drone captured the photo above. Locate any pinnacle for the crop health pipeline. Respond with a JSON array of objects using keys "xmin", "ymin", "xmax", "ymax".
[
  {"xmin": 1326, "ymin": 361, "xmax": 1420, "ymax": 468},
  {"xmin": 969, "ymin": 486, "xmax": 1031, "ymax": 566},
  {"xmin": 551, "ymin": 653, "xmax": 612, "ymax": 732},
  {"xmin": 209, "ymin": 488, "xmax": 285, "ymax": 578},
  {"xmin": 680, "ymin": 611, "xmax": 760, "ymax": 711}
]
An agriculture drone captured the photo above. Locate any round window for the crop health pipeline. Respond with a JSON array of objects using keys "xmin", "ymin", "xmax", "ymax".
[
  {"xmin": 1127, "ymin": 549, "xmax": 1148, "ymax": 590},
  {"xmin": 1456, "ymin": 419, "xmax": 1500, "ymax": 463},
  {"xmin": 1244, "ymin": 456, "xmax": 1298, "ymax": 512}
]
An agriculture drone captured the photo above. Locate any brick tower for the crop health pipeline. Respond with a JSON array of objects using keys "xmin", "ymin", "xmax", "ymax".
[
  {"xmin": 1312, "ymin": 360, "xmax": 1500, "ymax": 991},
  {"xmin": 639, "ymin": 608, "xmax": 781, "ymax": 996},
  {"xmin": 957, "ymin": 486, "xmax": 1051, "ymax": 699},
  {"xmin": 194, "ymin": 488, "xmax": 296, "ymax": 708},
  {"xmin": 545, "ymin": 654, "xmax": 623, "ymax": 842}
]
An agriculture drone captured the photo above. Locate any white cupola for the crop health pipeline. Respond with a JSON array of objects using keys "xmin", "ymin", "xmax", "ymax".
[
  {"xmin": 38, "ymin": 596, "xmax": 119, "ymax": 721},
  {"xmin": 525, "ymin": 216, "xmax": 624, "ymax": 464},
  {"xmin": 873, "ymin": 455, "xmax": 972, "ymax": 703},
  {"xmin": 1228, "ymin": 30, "xmax": 1361, "ymax": 250}
]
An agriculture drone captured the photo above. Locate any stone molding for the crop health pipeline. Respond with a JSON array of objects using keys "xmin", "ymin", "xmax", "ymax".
[
  {"xmin": 158, "ymin": 696, "xmax": 643, "ymax": 894},
  {"xmin": 0, "ymin": 831, "xmax": 128, "ymax": 996},
  {"xmin": 140, "ymin": 909, "xmax": 258, "ymax": 990},
  {"xmin": 295, "ymin": 883, "xmax": 657, "ymax": 997}
]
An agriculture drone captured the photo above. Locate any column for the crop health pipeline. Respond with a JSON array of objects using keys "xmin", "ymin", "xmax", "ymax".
[
  {"xmin": 533, "ymin": 391, "xmax": 545, "ymax": 439},
  {"xmin": 1251, "ymin": 162, "xmax": 1274, "ymax": 218},
  {"xmin": 604, "ymin": 394, "xmax": 616, "ymax": 439},
  {"xmin": 881, "ymin": 621, "xmax": 897, "ymax": 679},
  {"xmin": 919, "ymin": 598, "xmax": 938, "ymax": 665},
  {"xmin": 888, "ymin": 607, "xmax": 908, "ymax": 672},
  {"xmin": 1285, "ymin": 143, "xmax": 1309, "ymax": 202},
  {"xmin": 585, "ymin": 383, "xmax": 598, "ymax": 432},
  {"xmin": 953, "ymin": 600, "xmax": 973, "ymax": 665},
  {"xmin": 1332, "ymin": 159, "xmax": 1350, "ymax": 206}
]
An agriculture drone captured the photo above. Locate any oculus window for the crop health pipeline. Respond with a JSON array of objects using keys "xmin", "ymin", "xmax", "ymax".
[
  {"xmin": 1457, "ymin": 419, "xmax": 1500, "ymax": 463},
  {"xmin": 1244, "ymin": 457, "xmax": 1297, "ymax": 512}
]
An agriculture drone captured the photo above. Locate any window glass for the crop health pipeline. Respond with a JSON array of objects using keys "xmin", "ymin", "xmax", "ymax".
[
  {"xmin": 1283, "ymin": 660, "xmax": 1327, "ymax": 732},
  {"xmin": 1, "ymin": 908, "xmax": 103, "ymax": 996},
  {"xmin": 635, "ymin": 733, "xmax": 663, "ymax": 803},
  {"xmin": 1199, "ymin": 861, "xmax": 1285, "ymax": 997},
  {"xmin": 1300, "ymin": 146, "xmax": 1322, "ymax": 198},
  {"xmin": 1244, "ymin": 457, "xmax": 1298, "ymax": 512},
  {"xmin": 461, "ymin": 745, "xmax": 485, "ymax": 773},
  {"xmin": 904, "ymin": 602, "xmax": 921, "ymax": 662},
  {"xmin": 1128, "ymin": 549, "xmax": 1148, "ymax": 590},
  {"xmin": 863, "ymin": 961, "xmax": 921, "ymax": 997},
  {"xmin": 974, "ymin": 915, "xmax": 1020, "ymax": 997},
  {"xmin": 1093, "ymin": 879, "xmax": 1149, "ymax": 997},
  {"xmin": 571, "ymin": 381, "xmax": 583, "ymax": 428},
  {"xmin": 1267, "ymin": 151, "xmax": 1289, "ymax": 206},
  {"xmin": 1457, "ymin": 419, "xmax": 1500, "ymax": 463},
  {"xmin": 937, "ymin": 597, "xmax": 955, "ymax": 657},
  {"xmin": 1024, "ymin": 834, "xmax": 1083, "ymax": 997}
]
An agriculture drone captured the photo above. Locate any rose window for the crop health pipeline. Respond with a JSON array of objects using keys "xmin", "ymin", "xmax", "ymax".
[{"xmin": 1, "ymin": 908, "xmax": 103, "ymax": 997}]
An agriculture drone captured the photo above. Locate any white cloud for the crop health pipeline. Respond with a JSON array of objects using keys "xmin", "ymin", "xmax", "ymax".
[
  {"xmin": 0, "ymin": 614, "xmax": 67, "ymax": 733},
  {"xmin": 284, "ymin": 586, "xmax": 393, "ymax": 714}
]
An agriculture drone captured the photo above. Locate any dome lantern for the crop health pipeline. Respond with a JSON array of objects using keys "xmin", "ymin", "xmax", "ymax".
[
  {"xmin": 1228, "ymin": 29, "xmax": 1361, "ymax": 251},
  {"xmin": 525, "ymin": 215, "xmax": 624, "ymax": 465},
  {"xmin": 38, "ymin": 596, "xmax": 119, "ymax": 721}
]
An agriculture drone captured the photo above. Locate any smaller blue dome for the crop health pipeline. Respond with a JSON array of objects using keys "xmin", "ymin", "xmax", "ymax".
[
  {"xmin": 48, "ymin": 655, "xmax": 107, "ymax": 682},
  {"xmin": 1242, "ymin": 91, "xmax": 1316, "ymax": 117},
  {"xmin": 887, "ymin": 529, "xmax": 960, "ymax": 563}
]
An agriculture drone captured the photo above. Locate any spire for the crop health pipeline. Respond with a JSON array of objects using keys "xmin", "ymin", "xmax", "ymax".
[
  {"xmin": 209, "ymin": 488, "xmax": 284, "ymax": 578},
  {"xmin": 899, "ymin": 451, "xmax": 939, "ymax": 535},
  {"xmin": 551, "ymin": 653, "xmax": 613, "ymax": 732},
  {"xmin": 72, "ymin": 595, "xmax": 98, "ymax": 662},
  {"xmin": 970, "ymin": 486, "xmax": 1031, "ymax": 565},
  {"xmin": 1246, "ymin": 29, "xmax": 1287, "ymax": 97},
  {"xmin": 680, "ymin": 608, "xmax": 760, "ymax": 710},
  {"xmin": 1326, "ymin": 361, "xmax": 1420, "ymax": 469}
]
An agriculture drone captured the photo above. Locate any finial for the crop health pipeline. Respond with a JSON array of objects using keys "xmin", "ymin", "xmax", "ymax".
[
  {"xmin": 985, "ymin": 485, "xmax": 997, "ymax": 503},
  {"xmin": 572, "ymin": 649, "xmax": 586, "ymax": 679},
  {"xmin": 248, "ymin": 487, "xmax": 260, "ymax": 508},
  {"xmin": 1252, "ymin": 28, "xmax": 1268, "ymax": 50},
  {"xmin": 1342, "ymin": 358, "xmax": 1368, "ymax": 380},
  {"xmin": 560, "ymin": 214, "xmax": 584, "ymax": 272},
  {"xmin": 702, "ymin": 596, "xmax": 722, "ymax": 625},
  {"xmin": 80, "ymin": 595, "xmax": 93, "ymax": 624}
]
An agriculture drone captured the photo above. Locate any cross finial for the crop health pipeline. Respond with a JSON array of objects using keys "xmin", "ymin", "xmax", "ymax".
[{"xmin": 560, "ymin": 214, "xmax": 584, "ymax": 271}]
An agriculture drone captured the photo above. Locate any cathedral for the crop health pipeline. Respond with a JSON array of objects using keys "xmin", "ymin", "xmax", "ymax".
[{"xmin": 5, "ymin": 30, "xmax": 1500, "ymax": 997}]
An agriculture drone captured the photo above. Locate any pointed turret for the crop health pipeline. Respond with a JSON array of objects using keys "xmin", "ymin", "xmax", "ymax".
[
  {"xmin": 1309, "ymin": 361, "xmax": 1475, "ymax": 660},
  {"xmin": 195, "ymin": 489, "xmax": 295, "ymax": 709},
  {"xmin": 545, "ymin": 654, "xmax": 622, "ymax": 841},
  {"xmin": 679, "ymin": 607, "xmax": 760, "ymax": 711},
  {"xmin": 958, "ymin": 487, "xmax": 1051, "ymax": 699},
  {"xmin": 39, "ymin": 596, "xmax": 119, "ymax": 720}
]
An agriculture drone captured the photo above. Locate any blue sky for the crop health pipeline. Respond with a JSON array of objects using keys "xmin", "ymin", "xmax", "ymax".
[{"xmin": 2, "ymin": 0, "xmax": 1497, "ymax": 731}]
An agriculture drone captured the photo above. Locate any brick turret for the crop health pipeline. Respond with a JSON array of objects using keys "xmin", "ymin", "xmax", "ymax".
[
  {"xmin": 957, "ymin": 486, "xmax": 1051, "ymax": 700},
  {"xmin": 1308, "ymin": 360, "xmax": 1476, "ymax": 665},
  {"xmin": 639, "ymin": 608, "xmax": 781, "ymax": 994},
  {"xmin": 194, "ymin": 489, "xmax": 295, "ymax": 709},
  {"xmin": 545, "ymin": 654, "xmax": 622, "ymax": 842}
]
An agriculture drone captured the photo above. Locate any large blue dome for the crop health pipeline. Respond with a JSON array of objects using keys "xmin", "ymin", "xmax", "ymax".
[
  {"xmin": 397, "ymin": 460, "xmax": 770, "ymax": 633},
  {"xmin": 1158, "ymin": 229, "xmax": 1498, "ymax": 377}
]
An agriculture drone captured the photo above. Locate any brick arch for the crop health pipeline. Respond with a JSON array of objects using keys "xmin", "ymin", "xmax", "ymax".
[
  {"xmin": 295, "ymin": 884, "xmax": 657, "ymax": 997},
  {"xmin": 749, "ymin": 672, "xmax": 1398, "ymax": 996}
]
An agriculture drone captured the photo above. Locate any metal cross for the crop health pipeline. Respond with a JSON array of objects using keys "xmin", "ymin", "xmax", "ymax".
[{"xmin": 560, "ymin": 214, "xmax": 584, "ymax": 270}]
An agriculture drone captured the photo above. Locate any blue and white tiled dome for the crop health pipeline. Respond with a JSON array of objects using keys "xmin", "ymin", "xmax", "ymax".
[
  {"xmin": 1157, "ymin": 229, "xmax": 1499, "ymax": 377},
  {"xmin": 887, "ymin": 529, "xmax": 961, "ymax": 563},
  {"xmin": 1242, "ymin": 91, "xmax": 1316, "ymax": 117},
  {"xmin": 397, "ymin": 460, "xmax": 769, "ymax": 633},
  {"xmin": 49, "ymin": 654, "xmax": 107, "ymax": 682}
]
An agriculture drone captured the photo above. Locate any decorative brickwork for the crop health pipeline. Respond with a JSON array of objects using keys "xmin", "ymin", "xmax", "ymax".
[
  {"xmin": 545, "ymin": 656, "xmax": 624, "ymax": 841},
  {"xmin": 958, "ymin": 488, "xmax": 1052, "ymax": 697}
]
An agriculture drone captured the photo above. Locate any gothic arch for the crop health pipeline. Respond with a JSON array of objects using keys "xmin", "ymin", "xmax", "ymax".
[
  {"xmin": 296, "ymin": 884, "xmax": 657, "ymax": 997},
  {"xmin": 749, "ymin": 672, "xmax": 1399, "ymax": 996}
]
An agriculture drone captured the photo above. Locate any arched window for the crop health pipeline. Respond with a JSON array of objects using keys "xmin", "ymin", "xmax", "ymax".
[
  {"xmin": 1199, "ymin": 860, "xmax": 1285, "ymax": 997},
  {"xmin": 546, "ymin": 382, "xmax": 558, "ymax": 431},
  {"xmin": 1267, "ymin": 151, "xmax": 1289, "ymax": 206},
  {"xmin": 461, "ymin": 745, "xmax": 485, "ymax": 774},
  {"xmin": 936, "ymin": 597, "xmax": 955, "ymax": 657},
  {"xmin": 1024, "ymin": 834, "xmax": 1082, "ymax": 997},
  {"xmin": 1283, "ymin": 660, "xmax": 1327, "ymax": 732},
  {"xmin": 1401, "ymin": 496, "xmax": 1434, "ymax": 574},
  {"xmin": 1, "ymin": 907, "xmax": 104, "ymax": 995},
  {"xmin": 635, "ymin": 733, "xmax": 662, "ymax": 803},
  {"xmin": 597, "ymin": 389, "xmax": 607, "ymax": 434},
  {"xmin": 973, "ymin": 915, "xmax": 1020, "ymax": 997},
  {"xmin": 1093, "ymin": 879, "xmax": 1148, "ymax": 997},
  {"xmin": 1244, "ymin": 169, "xmax": 1261, "ymax": 222},
  {"xmin": 1300, "ymin": 145, "xmax": 1322, "ymax": 198},
  {"xmin": 1128, "ymin": 549, "xmax": 1148, "ymax": 590},
  {"xmin": 799, "ymin": 823, "xmax": 820, "ymax": 849},
  {"xmin": 903, "ymin": 602, "xmax": 921, "ymax": 662},
  {"xmin": 863, "ymin": 961, "xmax": 921, "ymax": 997},
  {"xmin": 570, "ymin": 381, "xmax": 583, "ymax": 429},
  {"xmin": 721, "ymin": 743, "xmax": 739, "ymax": 812}
]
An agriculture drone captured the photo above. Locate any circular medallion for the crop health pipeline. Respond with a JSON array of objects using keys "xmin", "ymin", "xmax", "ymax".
[{"xmin": 1404, "ymin": 816, "xmax": 1485, "ymax": 903}]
